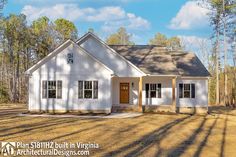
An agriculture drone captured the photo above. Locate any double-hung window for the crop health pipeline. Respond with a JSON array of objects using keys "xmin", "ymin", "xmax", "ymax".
[
  {"xmin": 145, "ymin": 83, "xmax": 162, "ymax": 98},
  {"xmin": 84, "ymin": 81, "xmax": 93, "ymax": 98},
  {"xmin": 179, "ymin": 83, "xmax": 195, "ymax": 98},
  {"xmin": 48, "ymin": 81, "xmax": 56, "ymax": 98},
  {"xmin": 42, "ymin": 80, "xmax": 62, "ymax": 99},
  {"xmin": 78, "ymin": 80, "xmax": 98, "ymax": 99}
]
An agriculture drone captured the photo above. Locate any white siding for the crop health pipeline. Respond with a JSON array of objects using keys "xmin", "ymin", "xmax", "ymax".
[
  {"xmin": 140, "ymin": 77, "xmax": 208, "ymax": 107},
  {"xmin": 28, "ymin": 43, "xmax": 112, "ymax": 112},
  {"xmin": 176, "ymin": 78, "xmax": 208, "ymax": 107},
  {"xmin": 142, "ymin": 76, "xmax": 172, "ymax": 106},
  {"xmin": 79, "ymin": 36, "xmax": 143, "ymax": 77},
  {"xmin": 27, "ymin": 35, "xmax": 209, "ymax": 111}
]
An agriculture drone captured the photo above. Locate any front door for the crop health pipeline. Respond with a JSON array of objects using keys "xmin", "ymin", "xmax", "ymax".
[{"xmin": 120, "ymin": 83, "xmax": 129, "ymax": 104}]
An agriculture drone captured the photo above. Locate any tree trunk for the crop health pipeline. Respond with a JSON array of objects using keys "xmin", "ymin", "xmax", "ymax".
[
  {"xmin": 216, "ymin": 29, "xmax": 220, "ymax": 105},
  {"xmin": 16, "ymin": 52, "xmax": 20, "ymax": 102},
  {"xmin": 223, "ymin": 0, "xmax": 228, "ymax": 106},
  {"xmin": 0, "ymin": 51, "xmax": 3, "ymax": 102}
]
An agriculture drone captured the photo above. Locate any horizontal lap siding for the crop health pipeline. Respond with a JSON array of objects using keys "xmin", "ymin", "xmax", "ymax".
[
  {"xmin": 29, "ymin": 74, "xmax": 111, "ymax": 111},
  {"xmin": 80, "ymin": 37, "xmax": 143, "ymax": 77},
  {"xmin": 142, "ymin": 77, "xmax": 172, "ymax": 106},
  {"xmin": 141, "ymin": 77, "xmax": 208, "ymax": 107},
  {"xmin": 29, "ymin": 43, "xmax": 112, "ymax": 111},
  {"xmin": 177, "ymin": 78, "xmax": 208, "ymax": 107}
]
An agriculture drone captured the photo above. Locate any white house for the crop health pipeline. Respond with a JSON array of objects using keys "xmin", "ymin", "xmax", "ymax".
[{"xmin": 25, "ymin": 32, "xmax": 210, "ymax": 114}]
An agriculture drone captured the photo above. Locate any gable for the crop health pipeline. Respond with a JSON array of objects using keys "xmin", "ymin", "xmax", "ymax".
[
  {"xmin": 25, "ymin": 40, "xmax": 72, "ymax": 75},
  {"xmin": 27, "ymin": 40, "xmax": 113, "ymax": 76},
  {"xmin": 77, "ymin": 33, "xmax": 145, "ymax": 77}
]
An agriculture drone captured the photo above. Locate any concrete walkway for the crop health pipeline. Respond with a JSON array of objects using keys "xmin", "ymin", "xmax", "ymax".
[{"xmin": 18, "ymin": 112, "xmax": 143, "ymax": 119}]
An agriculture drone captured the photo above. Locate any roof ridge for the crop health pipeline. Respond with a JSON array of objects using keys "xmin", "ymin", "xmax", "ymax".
[{"xmin": 109, "ymin": 44, "xmax": 166, "ymax": 47}]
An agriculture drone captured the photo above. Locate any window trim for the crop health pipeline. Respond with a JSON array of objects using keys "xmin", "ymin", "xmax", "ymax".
[
  {"xmin": 183, "ymin": 84, "xmax": 190, "ymax": 98},
  {"xmin": 179, "ymin": 83, "xmax": 195, "ymax": 99},
  {"xmin": 84, "ymin": 81, "xmax": 93, "ymax": 99},
  {"xmin": 48, "ymin": 81, "xmax": 56, "ymax": 99},
  {"xmin": 150, "ymin": 83, "xmax": 157, "ymax": 98},
  {"xmin": 42, "ymin": 80, "xmax": 62, "ymax": 99},
  {"xmin": 78, "ymin": 80, "xmax": 98, "ymax": 99},
  {"xmin": 145, "ymin": 83, "xmax": 162, "ymax": 98}
]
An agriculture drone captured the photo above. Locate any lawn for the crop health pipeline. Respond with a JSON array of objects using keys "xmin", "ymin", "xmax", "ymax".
[{"xmin": 0, "ymin": 104, "xmax": 236, "ymax": 157}]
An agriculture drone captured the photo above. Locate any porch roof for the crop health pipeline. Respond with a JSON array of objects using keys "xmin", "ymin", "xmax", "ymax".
[{"xmin": 109, "ymin": 45, "xmax": 211, "ymax": 77}]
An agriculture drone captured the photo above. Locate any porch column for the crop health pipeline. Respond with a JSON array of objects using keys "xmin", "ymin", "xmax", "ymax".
[
  {"xmin": 138, "ymin": 77, "xmax": 143, "ymax": 112},
  {"xmin": 172, "ymin": 77, "xmax": 177, "ymax": 112}
]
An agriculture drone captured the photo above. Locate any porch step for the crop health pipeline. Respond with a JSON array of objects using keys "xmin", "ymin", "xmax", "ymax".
[{"xmin": 111, "ymin": 105, "xmax": 139, "ymax": 113}]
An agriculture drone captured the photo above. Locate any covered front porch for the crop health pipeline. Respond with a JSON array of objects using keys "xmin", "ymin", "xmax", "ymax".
[{"xmin": 111, "ymin": 76, "xmax": 177, "ymax": 113}]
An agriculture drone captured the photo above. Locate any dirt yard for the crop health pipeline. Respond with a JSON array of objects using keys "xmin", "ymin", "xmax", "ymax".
[{"xmin": 0, "ymin": 104, "xmax": 235, "ymax": 157}]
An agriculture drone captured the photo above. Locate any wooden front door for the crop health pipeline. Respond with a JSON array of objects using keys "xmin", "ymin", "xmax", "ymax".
[{"xmin": 120, "ymin": 83, "xmax": 129, "ymax": 104}]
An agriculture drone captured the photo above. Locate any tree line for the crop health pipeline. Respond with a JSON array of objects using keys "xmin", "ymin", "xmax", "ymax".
[
  {"xmin": 106, "ymin": 0, "xmax": 236, "ymax": 106},
  {"xmin": 106, "ymin": 27, "xmax": 182, "ymax": 51},
  {"xmin": 0, "ymin": 13, "xmax": 78, "ymax": 102},
  {"xmin": 198, "ymin": 0, "xmax": 235, "ymax": 106},
  {"xmin": 0, "ymin": 14, "xmax": 183, "ymax": 103}
]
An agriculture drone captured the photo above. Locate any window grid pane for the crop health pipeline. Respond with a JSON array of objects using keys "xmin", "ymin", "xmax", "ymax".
[
  {"xmin": 84, "ymin": 90, "xmax": 92, "ymax": 98},
  {"xmin": 184, "ymin": 84, "xmax": 190, "ymax": 98},
  {"xmin": 184, "ymin": 91, "xmax": 190, "ymax": 98},
  {"xmin": 84, "ymin": 81, "xmax": 92, "ymax": 89},
  {"xmin": 150, "ymin": 84, "xmax": 157, "ymax": 98},
  {"xmin": 67, "ymin": 53, "xmax": 73, "ymax": 64},
  {"xmin": 48, "ymin": 81, "xmax": 56, "ymax": 90},
  {"xmin": 184, "ymin": 84, "xmax": 190, "ymax": 90},
  {"xmin": 48, "ymin": 81, "xmax": 56, "ymax": 98},
  {"xmin": 84, "ymin": 81, "xmax": 92, "ymax": 99},
  {"xmin": 150, "ymin": 91, "xmax": 156, "ymax": 98},
  {"xmin": 146, "ymin": 83, "xmax": 161, "ymax": 98},
  {"xmin": 150, "ymin": 84, "xmax": 156, "ymax": 90}
]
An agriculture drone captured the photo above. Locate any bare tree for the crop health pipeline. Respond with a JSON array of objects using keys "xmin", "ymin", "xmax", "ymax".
[{"xmin": 223, "ymin": 0, "xmax": 228, "ymax": 106}]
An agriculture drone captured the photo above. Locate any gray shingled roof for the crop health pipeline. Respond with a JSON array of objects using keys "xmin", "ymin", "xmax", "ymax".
[{"xmin": 109, "ymin": 45, "xmax": 210, "ymax": 77}]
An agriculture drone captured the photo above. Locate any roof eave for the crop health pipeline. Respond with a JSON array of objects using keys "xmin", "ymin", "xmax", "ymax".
[
  {"xmin": 181, "ymin": 76, "xmax": 211, "ymax": 79},
  {"xmin": 146, "ymin": 74, "xmax": 180, "ymax": 77}
]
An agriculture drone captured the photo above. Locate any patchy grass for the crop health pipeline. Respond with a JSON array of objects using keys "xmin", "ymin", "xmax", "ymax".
[{"xmin": 0, "ymin": 104, "xmax": 236, "ymax": 157}]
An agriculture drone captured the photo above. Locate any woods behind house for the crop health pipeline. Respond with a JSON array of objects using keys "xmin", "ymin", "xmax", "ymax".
[
  {"xmin": 0, "ymin": 14, "xmax": 78, "ymax": 103},
  {"xmin": 0, "ymin": 0, "xmax": 235, "ymax": 106}
]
